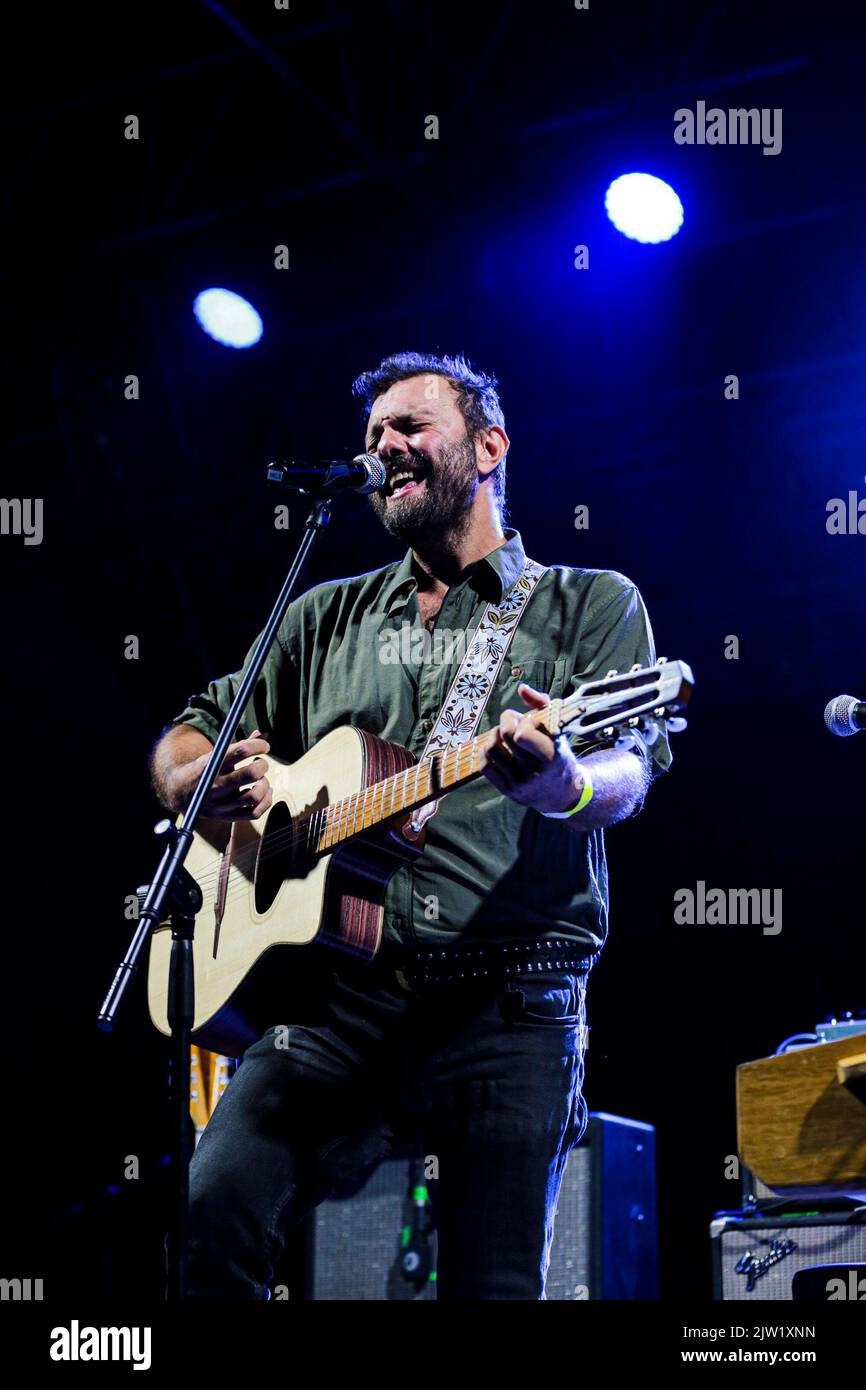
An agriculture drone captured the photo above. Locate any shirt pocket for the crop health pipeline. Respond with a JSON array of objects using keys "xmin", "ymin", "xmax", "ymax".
[{"xmin": 488, "ymin": 655, "xmax": 567, "ymax": 716}]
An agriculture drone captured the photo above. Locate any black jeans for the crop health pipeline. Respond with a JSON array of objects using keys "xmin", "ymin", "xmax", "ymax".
[{"xmin": 185, "ymin": 951, "xmax": 591, "ymax": 1301}]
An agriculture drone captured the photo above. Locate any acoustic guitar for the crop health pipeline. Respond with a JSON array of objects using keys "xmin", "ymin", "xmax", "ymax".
[{"xmin": 148, "ymin": 659, "xmax": 693, "ymax": 1055}]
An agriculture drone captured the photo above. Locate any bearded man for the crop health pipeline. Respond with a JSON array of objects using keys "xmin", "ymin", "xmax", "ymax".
[{"xmin": 150, "ymin": 350, "xmax": 670, "ymax": 1300}]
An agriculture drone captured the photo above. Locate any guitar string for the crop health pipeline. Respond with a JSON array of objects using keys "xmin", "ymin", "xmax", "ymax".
[
  {"xmin": 190, "ymin": 737, "xmax": 602, "ymax": 918},
  {"xmin": 182, "ymin": 747, "xmax": 490, "ymax": 917},
  {"xmin": 185, "ymin": 716, "xmax": 605, "ymax": 920},
  {"xmin": 171, "ymin": 691, "xmax": 654, "ymax": 907},
  {"xmin": 177, "ymin": 695, "xmax": 645, "ymax": 906},
  {"xmin": 191, "ymin": 702, "xmax": 547, "ymax": 884},
  {"xmin": 181, "ymin": 733, "xmax": 493, "ymax": 905},
  {"xmin": 182, "ymin": 683, "xmax": 604, "ymax": 888}
]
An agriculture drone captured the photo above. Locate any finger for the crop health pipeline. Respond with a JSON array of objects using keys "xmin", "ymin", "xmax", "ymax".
[
  {"xmin": 209, "ymin": 768, "xmax": 268, "ymax": 814},
  {"xmin": 499, "ymin": 707, "xmax": 552, "ymax": 762},
  {"xmin": 222, "ymin": 737, "xmax": 270, "ymax": 771},
  {"xmin": 518, "ymin": 682, "xmax": 550, "ymax": 709},
  {"xmin": 487, "ymin": 737, "xmax": 535, "ymax": 780},
  {"xmin": 504, "ymin": 741, "xmax": 546, "ymax": 773},
  {"xmin": 240, "ymin": 779, "xmax": 273, "ymax": 819},
  {"xmin": 204, "ymin": 786, "xmax": 267, "ymax": 821},
  {"xmin": 494, "ymin": 717, "xmax": 548, "ymax": 768},
  {"xmin": 499, "ymin": 709, "xmax": 522, "ymax": 738},
  {"xmin": 248, "ymin": 784, "xmax": 273, "ymax": 820},
  {"xmin": 490, "ymin": 724, "xmax": 520, "ymax": 759},
  {"xmin": 509, "ymin": 717, "xmax": 556, "ymax": 763},
  {"xmin": 241, "ymin": 774, "xmax": 271, "ymax": 803},
  {"xmin": 223, "ymin": 756, "xmax": 270, "ymax": 790},
  {"xmin": 485, "ymin": 735, "xmax": 518, "ymax": 775},
  {"xmin": 231, "ymin": 776, "xmax": 272, "ymax": 818},
  {"xmin": 233, "ymin": 736, "xmax": 270, "ymax": 757}
]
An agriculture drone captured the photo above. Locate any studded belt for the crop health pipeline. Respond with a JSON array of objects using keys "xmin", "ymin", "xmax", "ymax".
[{"xmin": 391, "ymin": 937, "xmax": 598, "ymax": 993}]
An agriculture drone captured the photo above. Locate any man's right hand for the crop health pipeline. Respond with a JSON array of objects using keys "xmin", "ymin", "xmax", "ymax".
[
  {"xmin": 156, "ymin": 727, "xmax": 273, "ymax": 820},
  {"xmin": 190, "ymin": 731, "xmax": 272, "ymax": 820}
]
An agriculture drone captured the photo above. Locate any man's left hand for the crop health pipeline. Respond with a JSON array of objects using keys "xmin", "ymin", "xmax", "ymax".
[{"xmin": 483, "ymin": 682, "xmax": 583, "ymax": 814}]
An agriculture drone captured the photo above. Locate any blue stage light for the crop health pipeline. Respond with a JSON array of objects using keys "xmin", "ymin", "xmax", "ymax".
[
  {"xmin": 604, "ymin": 174, "xmax": 684, "ymax": 244},
  {"xmin": 193, "ymin": 287, "xmax": 263, "ymax": 348}
]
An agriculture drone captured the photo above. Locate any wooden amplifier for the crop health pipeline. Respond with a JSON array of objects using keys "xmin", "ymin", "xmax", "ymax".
[{"xmin": 737, "ymin": 1035, "xmax": 866, "ymax": 1197}]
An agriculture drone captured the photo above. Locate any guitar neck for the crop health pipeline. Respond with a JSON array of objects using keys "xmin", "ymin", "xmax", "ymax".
[
  {"xmin": 302, "ymin": 658, "xmax": 692, "ymax": 855},
  {"xmin": 312, "ymin": 720, "xmax": 512, "ymax": 853}
]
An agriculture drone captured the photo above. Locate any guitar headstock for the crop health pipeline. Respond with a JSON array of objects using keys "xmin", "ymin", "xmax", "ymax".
[{"xmin": 553, "ymin": 658, "xmax": 694, "ymax": 749}]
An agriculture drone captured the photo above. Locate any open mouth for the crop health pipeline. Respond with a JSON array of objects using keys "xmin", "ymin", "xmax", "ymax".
[{"xmin": 385, "ymin": 461, "xmax": 428, "ymax": 499}]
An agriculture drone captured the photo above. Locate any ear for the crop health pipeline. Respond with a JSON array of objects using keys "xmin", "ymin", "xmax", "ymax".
[{"xmin": 475, "ymin": 423, "xmax": 509, "ymax": 479}]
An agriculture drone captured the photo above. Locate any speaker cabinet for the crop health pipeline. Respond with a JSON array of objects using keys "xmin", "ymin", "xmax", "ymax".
[
  {"xmin": 546, "ymin": 1112, "xmax": 658, "ymax": 1299},
  {"xmin": 304, "ymin": 1111, "xmax": 658, "ymax": 1300}
]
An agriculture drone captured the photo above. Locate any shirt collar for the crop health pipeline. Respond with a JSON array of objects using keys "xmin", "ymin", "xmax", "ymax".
[
  {"xmin": 381, "ymin": 528, "xmax": 527, "ymax": 615},
  {"xmin": 482, "ymin": 527, "xmax": 526, "ymax": 598}
]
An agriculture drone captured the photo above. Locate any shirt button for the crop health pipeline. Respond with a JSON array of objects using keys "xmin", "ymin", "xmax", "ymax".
[{"xmin": 511, "ymin": 665, "xmax": 521, "ymax": 677}]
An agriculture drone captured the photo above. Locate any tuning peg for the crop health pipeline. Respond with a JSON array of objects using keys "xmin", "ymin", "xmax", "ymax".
[
  {"xmin": 615, "ymin": 732, "xmax": 639, "ymax": 751},
  {"xmin": 605, "ymin": 669, "xmax": 619, "ymax": 679},
  {"xmin": 641, "ymin": 720, "xmax": 660, "ymax": 746},
  {"xmin": 630, "ymin": 663, "xmax": 641, "ymax": 673},
  {"xmin": 657, "ymin": 656, "xmax": 667, "ymax": 665},
  {"xmin": 602, "ymin": 725, "xmax": 615, "ymax": 738},
  {"xmin": 666, "ymin": 717, "xmax": 688, "ymax": 733}
]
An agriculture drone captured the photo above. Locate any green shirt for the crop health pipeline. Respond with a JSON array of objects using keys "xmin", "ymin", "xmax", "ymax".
[{"xmin": 172, "ymin": 529, "xmax": 670, "ymax": 953}]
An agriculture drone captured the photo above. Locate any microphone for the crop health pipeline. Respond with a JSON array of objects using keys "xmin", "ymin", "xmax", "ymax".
[
  {"xmin": 824, "ymin": 694, "xmax": 866, "ymax": 737},
  {"xmin": 267, "ymin": 452, "xmax": 386, "ymax": 496}
]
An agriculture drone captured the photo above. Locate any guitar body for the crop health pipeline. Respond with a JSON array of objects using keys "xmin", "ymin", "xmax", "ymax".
[
  {"xmin": 146, "ymin": 658, "xmax": 694, "ymax": 1057},
  {"xmin": 147, "ymin": 726, "xmax": 419, "ymax": 1056}
]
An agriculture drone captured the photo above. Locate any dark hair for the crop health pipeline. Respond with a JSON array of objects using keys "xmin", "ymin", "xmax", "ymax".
[{"xmin": 352, "ymin": 351, "xmax": 508, "ymax": 512}]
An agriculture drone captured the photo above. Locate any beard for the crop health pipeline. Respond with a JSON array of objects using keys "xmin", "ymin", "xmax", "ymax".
[{"xmin": 367, "ymin": 434, "xmax": 479, "ymax": 546}]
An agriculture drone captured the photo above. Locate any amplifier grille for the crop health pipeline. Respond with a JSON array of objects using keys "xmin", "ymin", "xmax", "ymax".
[{"xmin": 714, "ymin": 1219, "xmax": 866, "ymax": 1300}]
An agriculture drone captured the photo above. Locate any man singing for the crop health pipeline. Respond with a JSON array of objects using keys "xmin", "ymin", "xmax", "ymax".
[{"xmin": 150, "ymin": 351, "xmax": 671, "ymax": 1300}]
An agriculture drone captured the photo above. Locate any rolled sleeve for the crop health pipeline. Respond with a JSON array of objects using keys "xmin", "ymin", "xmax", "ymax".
[
  {"xmin": 567, "ymin": 571, "xmax": 672, "ymax": 778},
  {"xmin": 172, "ymin": 668, "xmax": 247, "ymax": 746},
  {"xmin": 171, "ymin": 615, "xmax": 300, "ymax": 754}
]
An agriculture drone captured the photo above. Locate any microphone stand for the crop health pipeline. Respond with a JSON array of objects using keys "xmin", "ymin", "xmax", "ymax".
[{"xmin": 97, "ymin": 480, "xmax": 339, "ymax": 1301}]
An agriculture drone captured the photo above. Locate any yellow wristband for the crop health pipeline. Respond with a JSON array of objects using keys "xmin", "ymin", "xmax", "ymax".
[{"xmin": 543, "ymin": 764, "xmax": 594, "ymax": 819}]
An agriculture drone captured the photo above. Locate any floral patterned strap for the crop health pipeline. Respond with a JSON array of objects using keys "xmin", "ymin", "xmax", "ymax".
[{"xmin": 407, "ymin": 558, "xmax": 548, "ymax": 834}]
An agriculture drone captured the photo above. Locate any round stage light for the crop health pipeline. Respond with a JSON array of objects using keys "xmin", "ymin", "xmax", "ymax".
[
  {"xmin": 604, "ymin": 173, "xmax": 684, "ymax": 244},
  {"xmin": 193, "ymin": 287, "xmax": 263, "ymax": 348}
]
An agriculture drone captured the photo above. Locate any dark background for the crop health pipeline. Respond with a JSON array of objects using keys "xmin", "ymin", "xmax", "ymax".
[{"xmin": 4, "ymin": 0, "xmax": 864, "ymax": 1300}]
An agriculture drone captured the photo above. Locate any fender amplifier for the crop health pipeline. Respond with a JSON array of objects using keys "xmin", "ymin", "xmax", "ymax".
[
  {"xmin": 304, "ymin": 1112, "xmax": 658, "ymax": 1300},
  {"xmin": 711, "ymin": 1208, "xmax": 866, "ymax": 1300}
]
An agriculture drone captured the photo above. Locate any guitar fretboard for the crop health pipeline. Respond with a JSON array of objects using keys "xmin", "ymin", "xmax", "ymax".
[
  {"xmin": 309, "ymin": 727, "xmax": 489, "ymax": 853},
  {"xmin": 292, "ymin": 660, "xmax": 678, "ymax": 857},
  {"xmin": 304, "ymin": 704, "xmax": 560, "ymax": 854}
]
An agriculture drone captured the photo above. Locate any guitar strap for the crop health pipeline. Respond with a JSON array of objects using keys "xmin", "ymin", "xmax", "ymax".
[{"xmin": 407, "ymin": 556, "xmax": 548, "ymax": 835}]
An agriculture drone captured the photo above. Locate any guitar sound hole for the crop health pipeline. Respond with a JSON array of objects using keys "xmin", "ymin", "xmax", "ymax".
[{"xmin": 254, "ymin": 801, "xmax": 301, "ymax": 913}]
